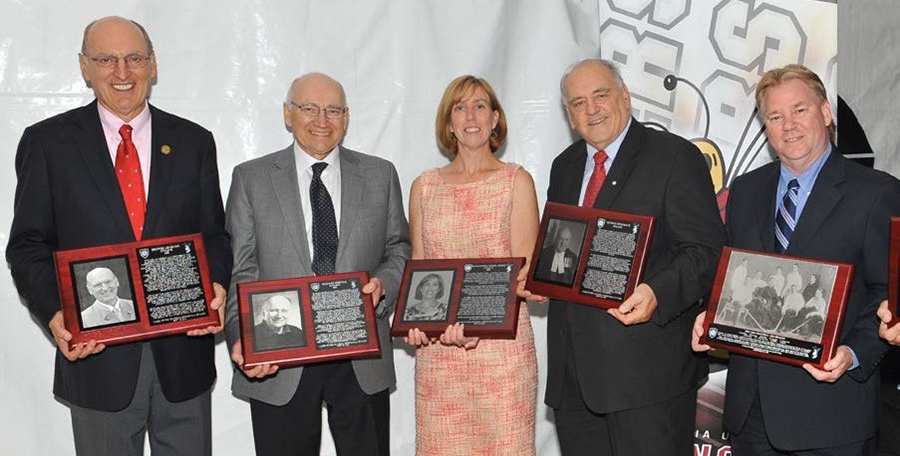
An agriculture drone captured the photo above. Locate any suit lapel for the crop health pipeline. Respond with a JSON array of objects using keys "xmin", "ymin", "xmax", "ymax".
[
  {"xmin": 336, "ymin": 147, "xmax": 363, "ymax": 266},
  {"xmin": 754, "ymin": 167, "xmax": 780, "ymax": 252},
  {"xmin": 271, "ymin": 147, "xmax": 312, "ymax": 265},
  {"xmin": 557, "ymin": 141, "xmax": 587, "ymax": 205},
  {"xmin": 73, "ymin": 101, "xmax": 134, "ymax": 237},
  {"xmin": 786, "ymin": 151, "xmax": 845, "ymax": 255},
  {"xmin": 144, "ymin": 105, "xmax": 176, "ymax": 238},
  {"xmin": 595, "ymin": 119, "xmax": 641, "ymax": 209}
]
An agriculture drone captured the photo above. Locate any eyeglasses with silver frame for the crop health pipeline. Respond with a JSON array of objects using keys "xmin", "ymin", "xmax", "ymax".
[
  {"xmin": 81, "ymin": 53, "xmax": 154, "ymax": 69},
  {"xmin": 289, "ymin": 102, "xmax": 347, "ymax": 119}
]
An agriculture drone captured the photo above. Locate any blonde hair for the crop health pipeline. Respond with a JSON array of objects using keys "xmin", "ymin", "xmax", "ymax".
[
  {"xmin": 435, "ymin": 75, "xmax": 507, "ymax": 155},
  {"xmin": 756, "ymin": 64, "xmax": 835, "ymax": 142}
]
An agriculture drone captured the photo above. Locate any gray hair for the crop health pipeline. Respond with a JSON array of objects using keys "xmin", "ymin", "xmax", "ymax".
[{"xmin": 559, "ymin": 58, "xmax": 624, "ymax": 100}]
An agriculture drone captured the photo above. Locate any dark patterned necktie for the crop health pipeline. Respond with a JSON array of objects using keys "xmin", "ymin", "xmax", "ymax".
[
  {"xmin": 774, "ymin": 179, "xmax": 799, "ymax": 254},
  {"xmin": 310, "ymin": 162, "xmax": 338, "ymax": 275}
]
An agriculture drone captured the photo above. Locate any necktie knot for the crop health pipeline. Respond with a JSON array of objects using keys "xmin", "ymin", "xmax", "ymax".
[
  {"xmin": 593, "ymin": 149, "xmax": 608, "ymax": 166},
  {"xmin": 312, "ymin": 162, "xmax": 328, "ymax": 180},
  {"xmin": 787, "ymin": 179, "xmax": 799, "ymax": 191},
  {"xmin": 119, "ymin": 124, "xmax": 134, "ymax": 142}
]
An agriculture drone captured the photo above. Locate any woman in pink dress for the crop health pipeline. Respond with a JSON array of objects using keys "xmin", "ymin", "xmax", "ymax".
[{"xmin": 405, "ymin": 75, "xmax": 540, "ymax": 455}]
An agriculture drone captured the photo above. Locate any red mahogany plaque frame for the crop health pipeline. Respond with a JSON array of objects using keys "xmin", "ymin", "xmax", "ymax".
[
  {"xmin": 525, "ymin": 202, "xmax": 655, "ymax": 309},
  {"xmin": 700, "ymin": 247, "xmax": 853, "ymax": 369},
  {"xmin": 390, "ymin": 257, "xmax": 525, "ymax": 338},
  {"xmin": 54, "ymin": 233, "xmax": 218, "ymax": 348},
  {"xmin": 238, "ymin": 271, "xmax": 380, "ymax": 368}
]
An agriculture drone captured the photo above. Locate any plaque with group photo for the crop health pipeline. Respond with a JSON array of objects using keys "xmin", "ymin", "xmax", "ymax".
[
  {"xmin": 887, "ymin": 218, "xmax": 900, "ymax": 327},
  {"xmin": 54, "ymin": 233, "xmax": 218, "ymax": 348},
  {"xmin": 237, "ymin": 271, "xmax": 381, "ymax": 368},
  {"xmin": 390, "ymin": 257, "xmax": 526, "ymax": 338},
  {"xmin": 700, "ymin": 247, "xmax": 853, "ymax": 369},
  {"xmin": 525, "ymin": 202, "xmax": 655, "ymax": 309}
]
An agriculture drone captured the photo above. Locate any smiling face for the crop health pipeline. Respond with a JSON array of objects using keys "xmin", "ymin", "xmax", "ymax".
[
  {"xmin": 563, "ymin": 60, "xmax": 631, "ymax": 151},
  {"xmin": 420, "ymin": 277, "xmax": 441, "ymax": 300},
  {"xmin": 761, "ymin": 78, "xmax": 832, "ymax": 175},
  {"xmin": 283, "ymin": 74, "xmax": 348, "ymax": 160},
  {"xmin": 449, "ymin": 87, "xmax": 499, "ymax": 154},
  {"xmin": 80, "ymin": 17, "xmax": 156, "ymax": 122},
  {"xmin": 263, "ymin": 296, "xmax": 291, "ymax": 331},
  {"xmin": 86, "ymin": 268, "xmax": 120, "ymax": 306}
]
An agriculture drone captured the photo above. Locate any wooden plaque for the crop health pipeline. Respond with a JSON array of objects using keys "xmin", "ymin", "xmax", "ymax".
[
  {"xmin": 888, "ymin": 218, "xmax": 900, "ymax": 327},
  {"xmin": 390, "ymin": 257, "xmax": 525, "ymax": 338},
  {"xmin": 237, "ymin": 271, "xmax": 380, "ymax": 368},
  {"xmin": 54, "ymin": 233, "xmax": 218, "ymax": 348},
  {"xmin": 700, "ymin": 247, "xmax": 853, "ymax": 369},
  {"xmin": 525, "ymin": 202, "xmax": 655, "ymax": 309}
]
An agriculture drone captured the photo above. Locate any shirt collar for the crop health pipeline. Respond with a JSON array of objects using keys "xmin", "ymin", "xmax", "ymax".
[
  {"xmin": 294, "ymin": 144, "xmax": 341, "ymax": 171},
  {"xmin": 98, "ymin": 102, "xmax": 151, "ymax": 139},
  {"xmin": 779, "ymin": 143, "xmax": 832, "ymax": 189},
  {"xmin": 586, "ymin": 117, "xmax": 632, "ymax": 163}
]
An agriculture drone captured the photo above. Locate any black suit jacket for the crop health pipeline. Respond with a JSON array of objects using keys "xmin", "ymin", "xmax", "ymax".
[
  {"xmin": 7, "ymin": 100, "xmax": 232, "ymax": 411},
  {"xmin": 723, "ymin": 149, "xmax": 899, "ymax": 450},
  {"xmin": 535, "ymin": 246, "xmax": 578, "ymax": 285},
  {"xmin": 545, "ymin": 120, "xmax": 725, "ymax": 413}
]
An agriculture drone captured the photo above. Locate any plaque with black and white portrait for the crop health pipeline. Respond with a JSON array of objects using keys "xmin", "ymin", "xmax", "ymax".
[
  {"xmin": 237, "ymin": 271, "xmax": 381, "ymax": 369},
  {"xmin": 700, "ymin": 247, "xmax": 853, "ymax": 369},
  {"xmin": 391, "ymin": 257, "xmax": 525, "ymax": 338},
  {"xmin": 526, "ymin": 202, "xmax": 655, "ymax": 309},
  {"xmin": 54, "ymin": 234, "xmax": 219, "ymax": 348}
]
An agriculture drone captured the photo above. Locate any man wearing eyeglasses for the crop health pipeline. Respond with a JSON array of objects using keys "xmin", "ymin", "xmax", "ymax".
[
  {"xmin": 7, "ymin": 16, "xmax": 232, "ymax": 456},
  {"xmin": 224, "ymin": 72, "xmax": 410, "ymax": 455}
]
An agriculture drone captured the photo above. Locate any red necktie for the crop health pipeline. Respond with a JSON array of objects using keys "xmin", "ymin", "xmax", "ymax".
[
  {"xmin": 581, "ymin": 149, "xmax": 608, "ymax": 207},
  {"xmin": 116, "ymin": 124, "xmax": 146, "ymax": 240}
]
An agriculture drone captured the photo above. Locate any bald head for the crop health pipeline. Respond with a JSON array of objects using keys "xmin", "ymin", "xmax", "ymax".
[
  {"xmin": 262, "ymin": 295, "xmax": 292, "ymax": 330},
  {"xmin": 82, "ymin": 16, "xmax": 153, "ymax": 55},
  {"xmin": 86, "ymin": 267, "xmax": 120, "ymax": 305}
]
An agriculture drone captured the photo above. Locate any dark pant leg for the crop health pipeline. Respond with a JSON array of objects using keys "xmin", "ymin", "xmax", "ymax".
[
  {"xmin": 553, "ymin": 347, "xmax": 614, "ymax": 456},
  {"xmin": 250, "ymin": 364, "xmax": 330, "ymax": 456},
  {"xmin": 322, "ymin": 361, "xmax": 390, "ymax": 456}
]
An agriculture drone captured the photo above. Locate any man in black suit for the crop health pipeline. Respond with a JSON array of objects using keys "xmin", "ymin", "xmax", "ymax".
[
  {"xmin": 693, "ymin": 64, "xmax": 900, "ymax": 454},
  {"xmin": 535, "ymin": 225, "xmax": 579, "ymax": 285},
  {"xmin": 6, "ymin": 16, "xmax": 231, "ymax": 456},
  {"xmin": 545, "ymin": 58, "xmax": 725, "ymax": 455}
]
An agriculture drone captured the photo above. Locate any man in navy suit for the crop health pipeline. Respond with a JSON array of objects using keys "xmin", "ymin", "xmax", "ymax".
[
  {"xmin": 693, "ymin": 64, "xmax": 900, "ymax": 454},
  {"xmin": 544, "ymin": 58, "xmax": 725, "ymax": 455},
  {"xmin": 7, "ymin": 16, "xmax": 231, "ymax": 456}
]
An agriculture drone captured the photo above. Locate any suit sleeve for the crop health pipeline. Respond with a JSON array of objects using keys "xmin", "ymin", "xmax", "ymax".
[
  {"xmin": 197, "ymin": 131, "xmax": 233, "ymax": 288},
  {"xmin": 371, "ymin": 163, "xmax": 411, "ymax": 319},
  {"xmin": 845, "ymin": 176, "xmax": 900, "ymax": 381},
  {"xmin": 7, "ymin": 126, "xmax": 63, "ymax": 329},
  {"xmin": 224, "ymin": 166, "xmax": 259, "ymax": 348},
  {"xmin": 649, "ymin": 141, "xmax": 726, "ymax": 325}
]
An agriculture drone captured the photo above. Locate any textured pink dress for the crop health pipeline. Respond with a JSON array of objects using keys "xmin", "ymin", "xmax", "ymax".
[{"xmin": 414, "ymin": 162, "xmax": 537, "ymax": 455}]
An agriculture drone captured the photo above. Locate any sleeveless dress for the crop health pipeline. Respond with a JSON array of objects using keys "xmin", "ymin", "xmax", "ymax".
[{"xmin": 414, "ymin": 162, "xmax": 537, "ymax": 455}]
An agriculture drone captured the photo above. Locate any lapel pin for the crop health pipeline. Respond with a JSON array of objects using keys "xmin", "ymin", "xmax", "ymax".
[
  {"xmin": 161, "ymin": 145, "xmax": 172, "ymax": 155},
  {"xmin": 611, "ymin": 180, "xmax": 617, "ymax": 186}
]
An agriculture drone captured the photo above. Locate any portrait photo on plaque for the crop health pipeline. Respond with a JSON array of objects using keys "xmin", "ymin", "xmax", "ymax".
[
  {"xmin": 532, "ymin": 218, "xmax": 587, "ymax": 287},
  {"xmin": 237, "ymin": 271, "xmax": 381, "ymax": 369},
  {"xmin": 250, "ymin": 290, "xmax": 307, "ymax": 352},
  {"xmin": 71, "ymin": 256, "xmax": 139, "ymax": 330},
  {"xmin": 391, "ymin": 258, "xmax": 525, "ymax": 339},
  {"xmin": 401, "ymin": 270, "xmax": 455, "ymax": 323},
  {"xmin": 54, "ymin": 234, "xmax": 218, "ymax": 348},
  {"xmin": 701, "ymin": 247, "xmax": 853, "ymax": 368}
]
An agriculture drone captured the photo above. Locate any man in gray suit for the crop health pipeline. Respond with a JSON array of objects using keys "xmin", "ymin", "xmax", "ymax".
[
  {"xmin": 80, "ymin": 267, "xmax": 136, "ymax": 328},
  {"xmin": 224, "ymin": 72, "xmax": 410, "ymax": 456}
]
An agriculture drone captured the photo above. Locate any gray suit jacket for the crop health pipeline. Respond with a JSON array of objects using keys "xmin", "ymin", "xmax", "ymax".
[
  {"xmin": 81, "ymin": 298, "xmax": 136, "ymax": 328},
  {"xmin": 224, "ymin": 145, "xmax": 410, "ymax": 405}
]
